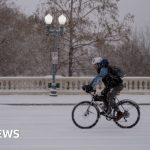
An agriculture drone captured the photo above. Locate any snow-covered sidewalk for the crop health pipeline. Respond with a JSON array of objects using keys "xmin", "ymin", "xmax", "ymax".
[
  {"xmin": 0, "ymin": 94, "xmax": 149, "ymax": 150},
  {"xmin": 0, "ymin": 94, "xmax": 149, "ymax": 105},
  {"xmin": 0, "ymin": 95, "xmax": 149, "ymax": 150}
]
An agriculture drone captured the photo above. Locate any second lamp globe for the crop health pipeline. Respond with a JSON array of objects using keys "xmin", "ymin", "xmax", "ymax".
[{"xmin": 58, "ymin": 14, "xmax": 67, "ymax": 25}]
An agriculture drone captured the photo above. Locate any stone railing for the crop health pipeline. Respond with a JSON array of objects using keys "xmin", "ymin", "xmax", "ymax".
[{"xmin": 0, "ymin": 76, "xmax": 149, "ymax": 95}]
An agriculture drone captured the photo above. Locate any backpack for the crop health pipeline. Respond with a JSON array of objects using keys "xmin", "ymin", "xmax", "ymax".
[{"xmin": 108, "ymin": 66, "xmax": 125, "ymax": 78}]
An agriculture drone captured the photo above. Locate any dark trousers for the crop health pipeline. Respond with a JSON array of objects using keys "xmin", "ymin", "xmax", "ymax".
[{"xmin": 101, "ymin": 84, "xmax": 124, "ymax": 113}]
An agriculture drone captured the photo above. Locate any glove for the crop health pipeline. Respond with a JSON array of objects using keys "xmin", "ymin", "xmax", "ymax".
[
  {"xmin": 82, "ymin": 85, "xmax": 94, "ymax": 93},
  {"xmin": 82, "ymin": 85, "xmax": 87, "ymax": 91}
]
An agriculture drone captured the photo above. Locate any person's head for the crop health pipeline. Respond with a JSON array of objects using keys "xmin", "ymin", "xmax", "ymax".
[{"xmin": 92, "ymin": 57, "xmax": 109, "ymax": 71}]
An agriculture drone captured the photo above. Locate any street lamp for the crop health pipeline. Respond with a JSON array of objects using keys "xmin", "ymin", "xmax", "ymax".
[{"xmin": 45, "ymin": 14, "xmax": 66, "ymax": 96}]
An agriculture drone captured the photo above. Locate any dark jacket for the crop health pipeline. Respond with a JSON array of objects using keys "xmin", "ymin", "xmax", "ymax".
[{"xmin": 90, "ymin": 66, "xmax": 123, "ymax": 90}]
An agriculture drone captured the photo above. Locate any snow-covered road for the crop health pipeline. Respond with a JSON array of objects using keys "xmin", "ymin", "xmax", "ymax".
[{"xmin": 0, "ymin": 95, "xmax": 150, "ymax": 150}]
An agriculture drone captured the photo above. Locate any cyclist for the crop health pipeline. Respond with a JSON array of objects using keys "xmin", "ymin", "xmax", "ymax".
[{"xmin": 82, "ymin": 57, "xmax": 124, "ymax": 121}]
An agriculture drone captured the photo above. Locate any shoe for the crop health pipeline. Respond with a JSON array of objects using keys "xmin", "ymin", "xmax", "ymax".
[
  {"xmin": 114, "ymin": 111, "xmax": 124, "ymax": 121},
  {"xmin": 100, "ymin": 111, "xmax": 105, "ymax": 115}
]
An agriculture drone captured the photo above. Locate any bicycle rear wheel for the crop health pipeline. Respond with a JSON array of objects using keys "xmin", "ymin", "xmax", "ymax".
[
  {"xmin": 72, "ymin": 101, "xmax": 100, "ymax": 129},
  {"xmin": 113, "ymin": 100, "xmax": 140, "ymax": 128}
]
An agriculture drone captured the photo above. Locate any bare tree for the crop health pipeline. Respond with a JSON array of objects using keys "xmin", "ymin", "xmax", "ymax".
[
  {"xmin": 97, "ymin": 27, "xmax": 150, "ymax": 76},
  {"xmin": 38, "ymin": 0, "xmax": 133, "ymax": 76},
  {"xmin": 0, "ymin": 1, "xmax": 53, "ymax": 76},
  {"xmin": 2, "ymin": 0, "xmax": 145, "ymax": 77}
]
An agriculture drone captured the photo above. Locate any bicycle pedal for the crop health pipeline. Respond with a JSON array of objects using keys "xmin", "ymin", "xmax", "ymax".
[
  {"xmin": 105, "ymin": 113, "xmax": 115, "ymax": 121},
  {"xmin": 106, "ymin": 117, "xmax": 112, "ymax": 121}
]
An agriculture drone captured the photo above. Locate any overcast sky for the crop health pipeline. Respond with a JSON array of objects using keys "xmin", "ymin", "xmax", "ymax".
[{"xmin": 12, "ymin": 0, "xmax": 150, "ymax": 30}]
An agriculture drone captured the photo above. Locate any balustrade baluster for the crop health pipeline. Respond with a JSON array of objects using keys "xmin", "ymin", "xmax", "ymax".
[{"xmin": 0, "ymin": 77, "xmax": 149, "ymax": 94}]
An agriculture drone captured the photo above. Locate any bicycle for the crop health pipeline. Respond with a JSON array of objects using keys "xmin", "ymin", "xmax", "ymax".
[{"xmin": 72, "ymin": 92, "xmax": 140, "ymax": 129}]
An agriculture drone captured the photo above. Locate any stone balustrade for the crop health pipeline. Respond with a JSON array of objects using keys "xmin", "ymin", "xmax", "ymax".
[{"xmin": 0, "ymin": 76, "xmax": 149, "ymax": 94}]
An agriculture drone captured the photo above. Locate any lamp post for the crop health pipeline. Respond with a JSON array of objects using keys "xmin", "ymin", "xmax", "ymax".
[{"xmin": 45, "ymin": 14, "xmax": 66, "ymax": 96}]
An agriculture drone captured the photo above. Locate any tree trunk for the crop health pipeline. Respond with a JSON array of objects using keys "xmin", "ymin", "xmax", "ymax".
[{"xmin": 68, "ymin": 46, "xmax": 73, "ymax": 76}]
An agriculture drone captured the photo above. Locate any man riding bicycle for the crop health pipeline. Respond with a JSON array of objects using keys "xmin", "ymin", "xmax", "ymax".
[{"xmin": 82, "ymin": 57, "xmax": 124, "ymax": 121}]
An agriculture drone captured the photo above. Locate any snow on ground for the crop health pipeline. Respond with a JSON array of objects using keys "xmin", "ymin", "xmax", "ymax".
[
  {"xmin": 0, "ymin": 94, "xmax": 149, "ymax": 104},
  {"xmin": 0, "ymin": 95, "xmax": 150, "ymax": 150}
]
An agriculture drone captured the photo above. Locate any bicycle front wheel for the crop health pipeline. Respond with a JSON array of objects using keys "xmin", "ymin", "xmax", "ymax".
[
  {"xmin": 72, "ymin": 101, "xmax": 100, "ymax": 129},
  {"xmin": 113, "ymin": 100, "xmax": 140, "ymax": 128}
]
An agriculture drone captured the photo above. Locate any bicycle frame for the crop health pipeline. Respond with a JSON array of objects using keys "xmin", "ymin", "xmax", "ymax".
[{"xmin": 89, "ymin": 93, "xmax": 117, "ymax": 120}]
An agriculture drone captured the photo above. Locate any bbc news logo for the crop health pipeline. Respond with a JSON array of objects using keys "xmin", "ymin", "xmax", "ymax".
[{"xmin": 0, "ymin": 130, "xmax": 20, "ymax": 139}]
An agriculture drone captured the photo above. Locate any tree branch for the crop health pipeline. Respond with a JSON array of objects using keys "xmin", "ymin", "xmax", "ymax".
[
  {"xmin": 52, "ymin": 0, "xmax": 70, "ymax": 19},
  {"xmin": 73, "ymin": 40, "xmax": 96, "ymax": 49}
]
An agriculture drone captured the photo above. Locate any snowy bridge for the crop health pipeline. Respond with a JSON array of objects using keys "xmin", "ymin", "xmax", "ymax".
[
  {"xmin": 0, "ymin": 76, "xmax": 150, "ymax": 95},
  {"xmin": 0, "ymin": 94, "xmax": 150, "ymax": 150},
  {"xmin": 0, "ymin": 77, "xmax": 150, "ymax": 149}
]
